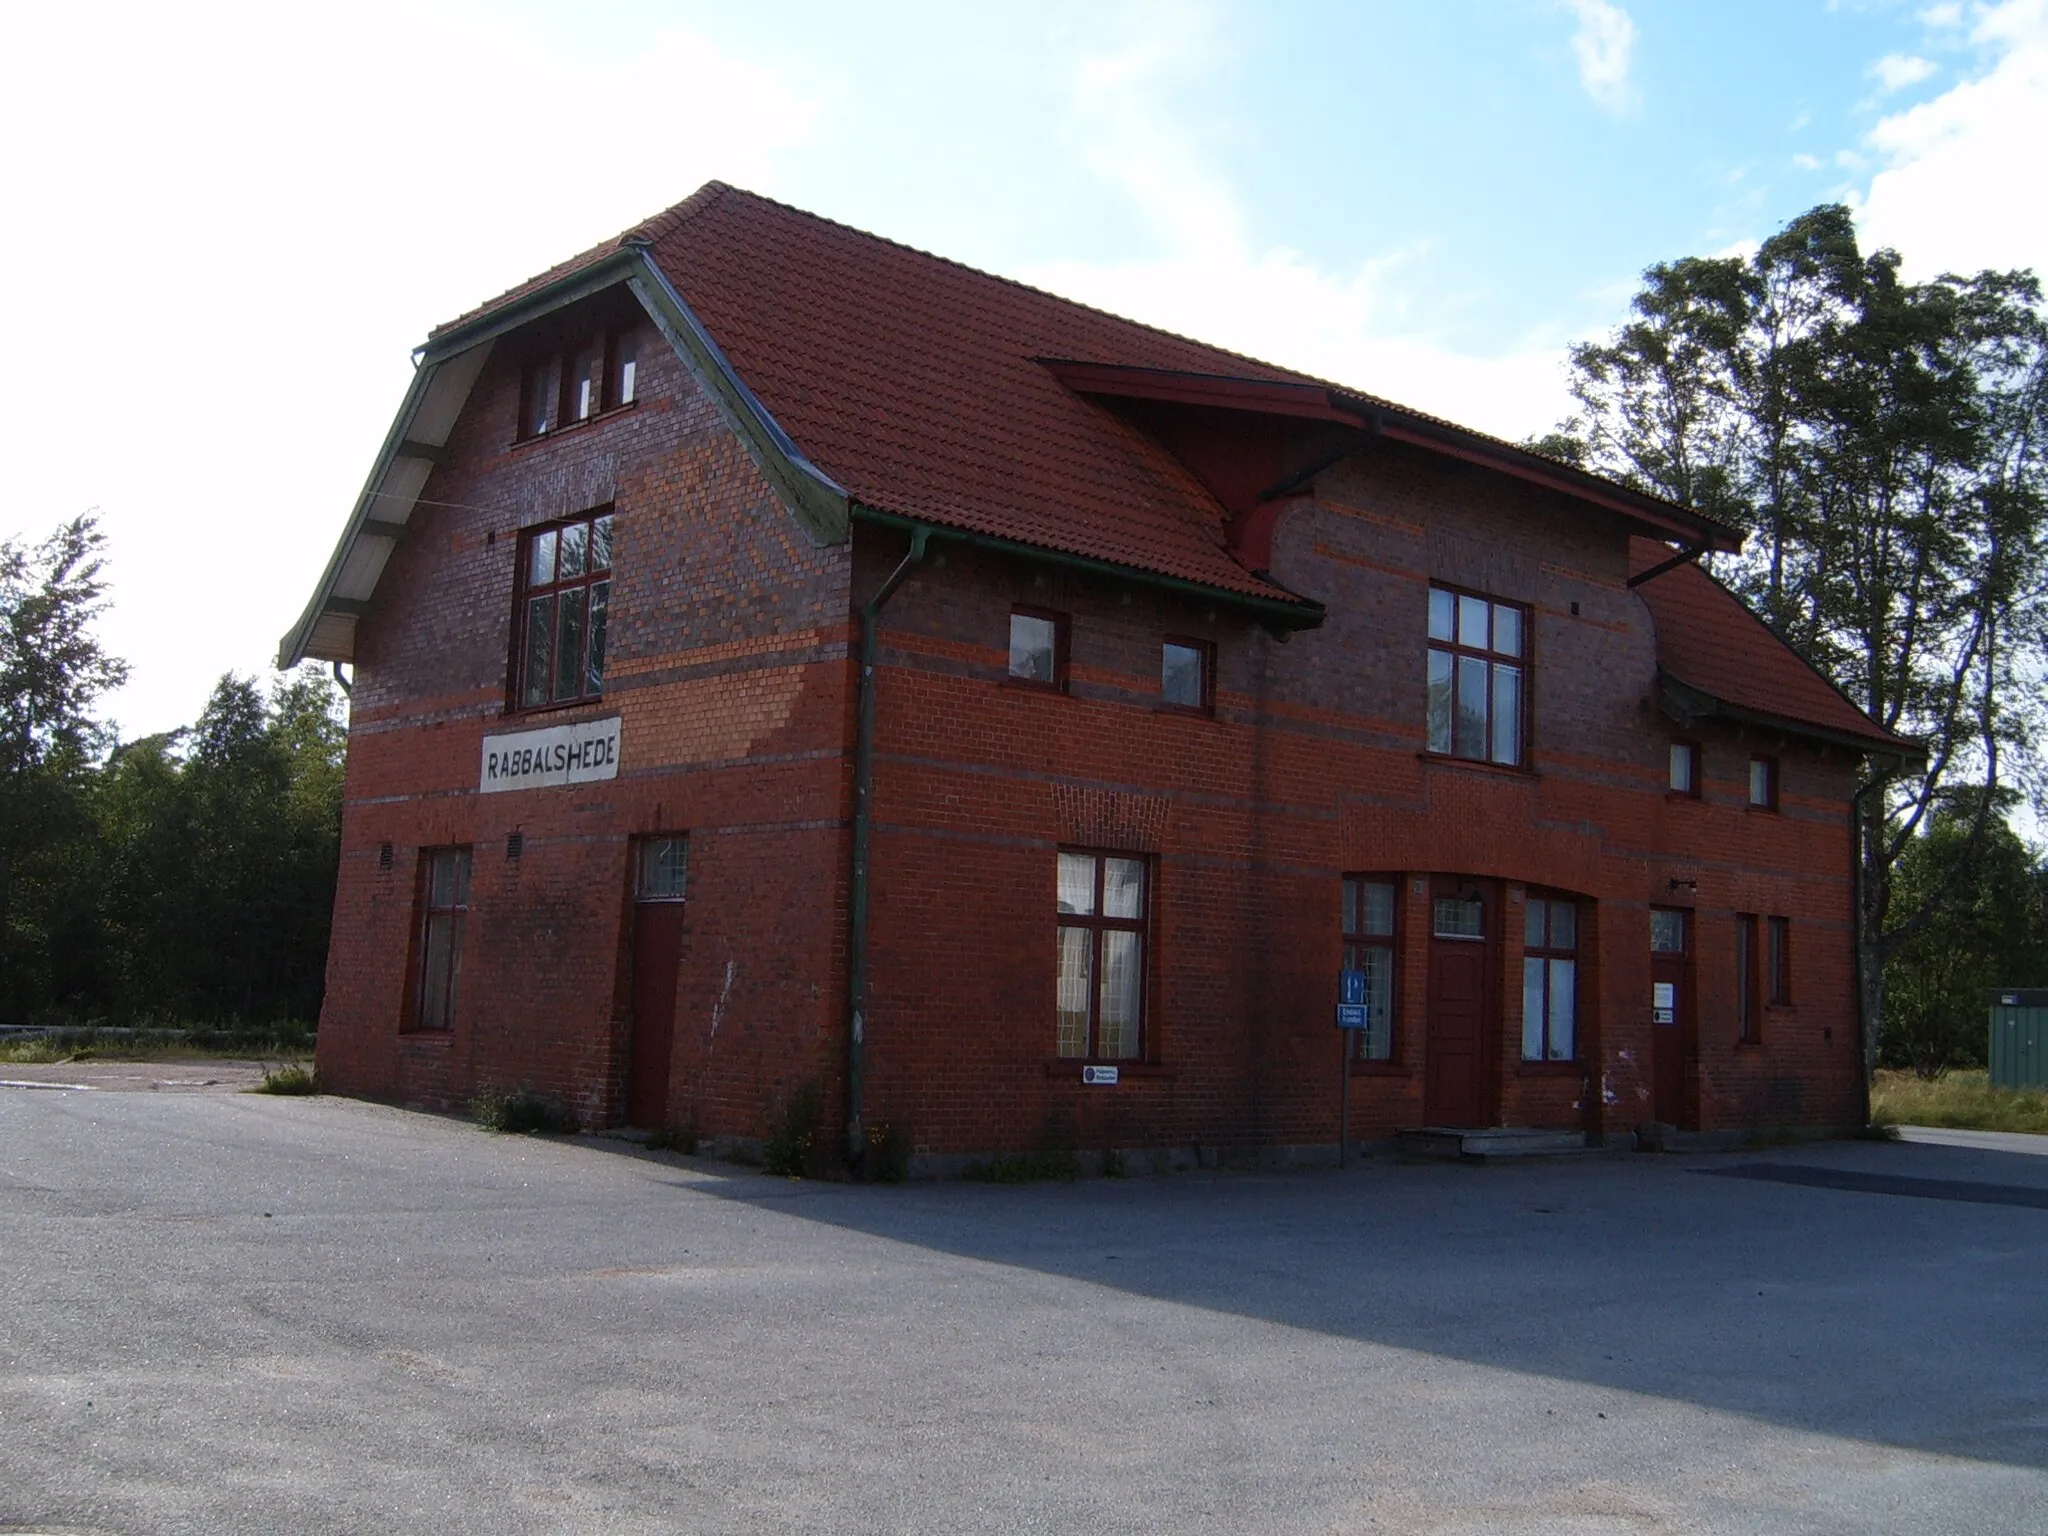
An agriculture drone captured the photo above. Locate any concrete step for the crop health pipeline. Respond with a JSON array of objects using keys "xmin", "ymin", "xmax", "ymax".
[{"xmin": 1399, "ymin": 1126, "xmax": 1615, "ymax": 1163}]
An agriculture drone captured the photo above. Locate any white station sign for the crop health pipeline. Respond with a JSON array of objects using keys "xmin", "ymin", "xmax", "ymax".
[{"xmin": 479, "ymin": 716, "xmax": 621, "ymax": 794}]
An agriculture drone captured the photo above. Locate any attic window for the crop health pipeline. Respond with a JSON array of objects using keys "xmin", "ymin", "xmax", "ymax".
[{"xmin": 516, "ymin": 326, "xmax": 641, "ymax": 441}]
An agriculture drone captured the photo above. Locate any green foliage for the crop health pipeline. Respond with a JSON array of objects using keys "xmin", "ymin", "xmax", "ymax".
[
  {"xmin": 1883, "ymin": 800, "xmax": 2048, "ymax": 1076},
  {"xmin": 862, "ymin": 1118, "xmax": 914, "ymax": 1182},
  {"xmin": 643, "ymin": 1125, "xmax": 697, "ymax": 1154},
  {"xmin": 763, "ymin": 1080, "xmax": 823, "ymax": 1177},
  {"xmin": 472, "ymin": 1086, "xmax": 576, "ymax": 1134},
  {"xmin": 1871, "ymin": 1069, "xmax": 2048, "ymax": 1136},
  {"xmin": 1550, "ymin": 206, "xmax": 2048, "ymax": 1070},
  {"xmin": 0, "ymin": 1023, "xmax": 315, "ymax": 1063},
  {"xmin": 253, "ymin": 1062, "xmax": 319, "ymax": 1095}
]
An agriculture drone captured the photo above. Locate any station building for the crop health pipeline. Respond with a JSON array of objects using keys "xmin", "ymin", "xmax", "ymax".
[{"xmin": 284, "ymin": 183, "xmax": 1915, "ymax": 1165}]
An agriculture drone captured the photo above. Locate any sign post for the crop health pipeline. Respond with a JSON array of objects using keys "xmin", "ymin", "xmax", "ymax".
[{"xmin": 1335, "ymin": 970, "xmax": 1368, "ymax": 1168}]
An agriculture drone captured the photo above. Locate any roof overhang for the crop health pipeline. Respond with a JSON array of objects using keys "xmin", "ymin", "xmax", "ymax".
[
  {"xmin": 851, "ymin": 503, "xmax": 1325, "ymax": 632},
  {"xmin": 1040, "ymin": 360, "xmax": 1744, "ymax": 555},
  {"xmin": 279, "ymin": 247, "xmax": 851, "ymax": 669},
  {"xmin": 1658, "ymin": 669, "xmax": 1926, "ymax": 769}
]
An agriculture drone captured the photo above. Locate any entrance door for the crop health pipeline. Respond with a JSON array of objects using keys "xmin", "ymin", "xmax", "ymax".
[
  {"xmin": 626, "ymin": 837, "xmax": 689, "ymax": 1130},
  {"xmin": 1425, "ymin": 880, "xmax": 1490, "ymax": 1127},
  {"xmin": 1650, "ymin": 907, "xmax": 1691, "ymax": 1126}
]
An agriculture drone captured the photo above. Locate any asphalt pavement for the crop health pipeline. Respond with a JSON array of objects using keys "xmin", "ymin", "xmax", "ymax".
[{"xmin": 3, "ymin": 1080, "xmax": 2045, "ymax": 1534}]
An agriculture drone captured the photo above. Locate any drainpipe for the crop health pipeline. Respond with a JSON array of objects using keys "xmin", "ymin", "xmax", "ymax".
[
  {"xmin": 846, "ymin": 523, "xmax": 931, "ymax": 1165},
  {"xmin": 1849, "ymin": 762, "xmax": 1900, "ymax": 1127}
]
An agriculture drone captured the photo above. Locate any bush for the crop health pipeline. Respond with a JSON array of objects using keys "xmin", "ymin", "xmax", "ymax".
[
  {"xmin": 252, "ymin": 1062, "xmax": 318, "ymax": 1095},
  {"xmin": 863, "ymin": 1119, "xmax": 914, "ymax": 1183},
  {"xmin": 472, "ymin": 1086, "xmax": 576, "ymax": 1135}
]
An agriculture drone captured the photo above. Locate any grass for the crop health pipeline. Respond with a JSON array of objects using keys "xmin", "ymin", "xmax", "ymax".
[
  {"xmin": 0, "ymin": 1025, "xmax": 315, "ymax": 1064},
  {"xmin": 1870, "ymin": 1069, "xmax": 2048, "ymax": 1136}
]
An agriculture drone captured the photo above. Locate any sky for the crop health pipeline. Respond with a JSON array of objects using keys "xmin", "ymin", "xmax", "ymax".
[{"xmin": 2, "ymin": 0, "xmax": 2042, "ymax": 739}]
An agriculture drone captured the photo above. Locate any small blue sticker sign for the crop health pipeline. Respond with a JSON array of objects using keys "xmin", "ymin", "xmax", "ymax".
[
  {"xmin": 1335, "ymin": 1003, "xmax": 1369, "ymax": 1031},
  {"xmin": 1339, "ymin": 969, "xmax": 1367, "ymax": 1006},
  {"xmin": 1081, "ymin": 1064, "xmax": 1119, "ymax": 1085}
]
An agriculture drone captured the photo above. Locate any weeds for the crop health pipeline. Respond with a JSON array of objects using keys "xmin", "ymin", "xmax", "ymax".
[
  {"xmin": 472, "ymin": 1087, "xmax": 576, "ymax": 1135},
  {"xmin": 764, "ymin": 1081, "xmax": 823, "ymax": 1177},
  {"xmin": 644, "ymin": 1125, "xmax": 697, "ymax": 1155},
  {"xmin": 1870, "ymin": 1069, "xmax": 2048, "ymax": 1136},
  {"xmin": 863, "ymin": 1119, "xmax": 914, "ymax": 1183},
  {"xmin": 252, "ymin": 1063, "xmax": 318, "ymax": 1095},
  {"xmin": 965, "ymin": 1150, "xmax": 1078, "ymax": 1184}
]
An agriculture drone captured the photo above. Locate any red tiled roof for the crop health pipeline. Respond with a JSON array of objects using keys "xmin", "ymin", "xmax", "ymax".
[
  {"xmin": 1630, "ymin": 539, "xmax": 1912, "ymax": 751},
  {"xmin": 437, "ymin": 183, "xmax": 1730, "ymax": 607}
]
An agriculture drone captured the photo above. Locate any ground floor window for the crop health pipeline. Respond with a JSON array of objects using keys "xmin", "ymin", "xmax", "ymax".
[
  {"xmin": 1341, "ymin": 876, "xmax": 1397, "ymax": 1060},
  {"xmin": 412, "ymin": 847, "xmax": 471, "ymax": 1032},
  {"xmin": 1522, "ymin": 893, "xmax": 1577, "ymax": 1060},
  {"xmin": 1055, "ymin": 849, "xmax": 1146, "ymax": 1059}
]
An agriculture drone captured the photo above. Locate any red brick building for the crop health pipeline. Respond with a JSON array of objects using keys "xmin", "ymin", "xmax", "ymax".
[{"xmin": 283, "ymin": 184, "xmax": 1914, "ymax": 1167}]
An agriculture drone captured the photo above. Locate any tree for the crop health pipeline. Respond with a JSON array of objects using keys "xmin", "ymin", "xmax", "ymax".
[
  {"xmin": 0, "ymin": 515, "xmax": 127, "ymax": 1018},
  {"xmin": 1545, "ymin": 206, "xmax": 2048, "ymax": 1078},
  {"xmin": 1884, "ymin": 796, "xmax": 2048, "ymax": 1077}
]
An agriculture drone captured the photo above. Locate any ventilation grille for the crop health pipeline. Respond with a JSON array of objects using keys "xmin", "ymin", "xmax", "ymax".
[
  {"xmin": 377, "ymin": 842, "xmax": 393, "ymax": 872},
  {"xmin": 506, "ymin": 830, "xmax": 524, "ymax": 863}
]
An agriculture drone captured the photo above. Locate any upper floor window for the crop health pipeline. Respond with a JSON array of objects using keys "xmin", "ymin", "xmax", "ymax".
[
  {"xmin": 1056, "ymin": 850, "xmax": 1147, "ymax": 1060},
  {"xmin": 1009, "ymin": 607, "xmax": 1067, "ymax": 690},
  {"xmin": 1748, "ymin": 755, "xmax": 1779, "ymax": 810},
  {"xmin": 1522, "ymin": 894, "xmax": 1578, "ymax": 1061},
  {"xmin": 1161, "ymin": 637, "xmax": 1213, "ymax": 713},
  {"xmin": 1426, "ymin": 586, "xmax": 1525, "ymax": 766},
  {"xmin": 1341, "ymin": 876, "xmax": 1397, "ymax": 1062},
  {"xmin": 516, "ymin": 511, "xmax": 613, "ymax": 710},
  {"xmin": 1669, "ymin": 741, "xmax": 1699, "ymax": 796},
  {"xmin": 518, "ymin": 327, "xmax": 640, "ymax": 441}
]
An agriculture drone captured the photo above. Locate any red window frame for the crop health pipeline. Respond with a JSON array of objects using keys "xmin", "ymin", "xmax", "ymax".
[
  {"xmin": 1008, "ymin": 606, "xmax": 1069, "ymax": 692},
  {"xmin": 1521, "ymin": 891, "xmax": 1579, "ymax": 1061},
  {"xmin": 1160, "ymin": 636, "xmax": 1215, "ymax": 714},
  {"xmin": 1340, "ymin": 875, "xmax": 1398, "ymax": 1062},
  {"xmin": 515, "ymin": 325, "xmax": 642, "ymax": 443},
  {"xmin": 1748, "ymin": 755, "xmax": 1779, "ymax": 811},
  {"xmin": 1669, "ymin": 739, "xmax": 1701, "ymax": 797},
  {"xmin": 1426, "ymin": 583, "xmax": 1529, "ymax": 766},
  {"xmin": 1767, "ymin": 915, "xmax": 1792, "ymax": 1005},
  {"xmin": 410, "ymin": 846, "xmax": 471, "ymax": 1033},
  {"xmin": 1736, "ymin": 912, "xmax": 1762, "ymax": 1043},
  {"xmin": 512, "ymin": 510, "xmax": 614, "ymax": 712},
  {"xmin": 1055, "ymin": 849, "xmax": 1148, "ymax": 1061}
]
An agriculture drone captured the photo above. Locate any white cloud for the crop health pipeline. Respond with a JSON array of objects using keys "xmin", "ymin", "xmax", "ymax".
[
  {"xmin": 1792, "ymin": 152, "xmax": 1825, "ymax": 170},
  {"xmin": 1858, "ymin": 0, "xmax": 2048, "ymax": 278},
  {"xmin": 0, "ymin": 2, "xmax": 819, "ymax": 737},
  {"xmin": 1019, "ymin": 13, "xmax": 1575, "ymax": 443},
  {"xmin": 1871, "ymin": 52, "xmax": 1939, "ymax": 90},
  {"xmin": 1563, "ymin": 0, "xmax": 1639, "ymax": 114},
  {"xmin": 1919, "ymin": 3, "xmax": 1966, "ymax": 28}
]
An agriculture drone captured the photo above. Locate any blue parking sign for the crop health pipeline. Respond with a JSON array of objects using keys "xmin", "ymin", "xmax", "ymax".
[
  {"xmin": 1335, "ymin": 1003, "xmax": 1369, "ymax": 1031},
  {"xmin": 1339, "ymin": 969, "xmax": 1367, "ymax": 1006}
]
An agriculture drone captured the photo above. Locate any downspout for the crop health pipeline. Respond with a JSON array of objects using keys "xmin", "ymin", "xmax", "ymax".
[{"xmin": 846, "ymin": 523, "xmax": 931, "ymax": 1165}]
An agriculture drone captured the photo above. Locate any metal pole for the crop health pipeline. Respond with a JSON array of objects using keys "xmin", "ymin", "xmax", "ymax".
[{"xmin": 1339, "ymin": 1035, "xmax": 1350, "ymax": 1169}]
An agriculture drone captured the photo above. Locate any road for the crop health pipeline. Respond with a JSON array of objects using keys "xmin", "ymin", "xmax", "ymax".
[{"xmin": 3, "ymin": 1079, "xmax": 2045, "ymax": 1533}]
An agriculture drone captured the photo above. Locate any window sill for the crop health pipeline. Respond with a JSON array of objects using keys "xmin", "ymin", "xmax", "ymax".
[
  {"xmin": 399, "ymin": 1030, "xmax": 454, "ymax": 1045},
  {"xmin": 1417, "ymin": 753, "xmax": 1538, "ymax": 781},
  {"xmin": 1153, "ymin": 702, "xmax": 1214, "ymax": 720},
  {"xmin": 510, "ymin": 399, "xmax": 638, "ymax": 450},
  {"xmin": 1044, "ymin": 1059, "xmax": 1174, "ymax": 1079},
  {"xmin": 1516, "ymin": 1059, "xmax": 1582, "ymax": 1077},
  {"xmin": 1665, "ymin": 790, "xmax": 1702, "ymax": 803},
  {"xmin": 1002, "ymin": 675, "xmax": 1068, "ymax": 696},
  {"xmin": 501, "ymin": 694, "xmax": 610, "ymax": 721}
]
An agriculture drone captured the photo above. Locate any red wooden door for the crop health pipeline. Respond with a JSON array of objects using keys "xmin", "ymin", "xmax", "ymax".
[
  {"xmin": 626, "ymin": 900, "xmax": 686, "ymax": 1130},
  {"xmin": 1425, "ymin": 883, "xmax": 1490, "ymax": 1127},
  {"xmin": 1650, "ymin": 908, "xmax": 1691, "ymax": 1126}
]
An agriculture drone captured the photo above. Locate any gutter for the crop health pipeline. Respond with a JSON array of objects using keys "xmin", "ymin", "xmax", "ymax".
[{"xmin": 846, "ymin": 523, "xmax": 931, "ymax": 1166}]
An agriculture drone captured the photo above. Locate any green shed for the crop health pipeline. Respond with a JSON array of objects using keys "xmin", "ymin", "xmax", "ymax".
[{"xmin": 1989, "ymin": 990, "xmax": 2048, "ymax": 1090}]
